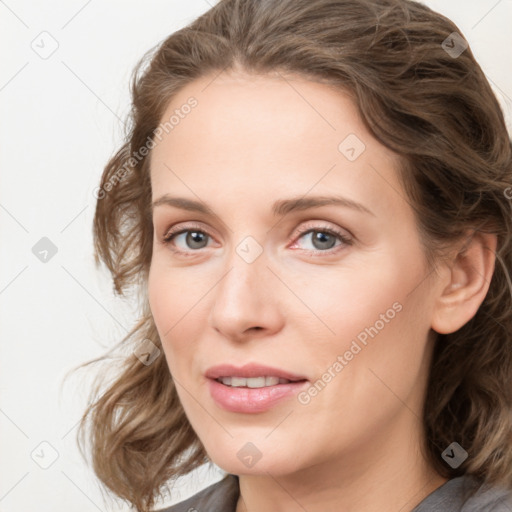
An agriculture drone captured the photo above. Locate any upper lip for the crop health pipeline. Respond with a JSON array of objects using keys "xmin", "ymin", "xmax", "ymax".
[{"xmin": 205, "ymin": 363, "xmax": 308, "ymax": 382}]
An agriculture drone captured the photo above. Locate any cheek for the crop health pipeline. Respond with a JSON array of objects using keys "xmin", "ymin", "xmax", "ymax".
[
  {"xmin": 147, "ymin": 262, "xmax": 185, "ymax": 358},
  {"xmin": 318, "ymin": 262, "xmax": 432, "ymax": 412},
  {"xmin": 147, "ymin": 257, "xmax": 195, "ymax": 331},
  {"xmin": 147, "ymin": 261, "xmax": 206, "ymax": 376},
  {"xmin": 147, "ymin": 263, "xmax": 169, "ymax": 332},
  {"xmin": 319, "ymin": 260, "xmax": 420, "ymax": 340},
  {"xmin": 305, "ymin": 246, "xmax": 432, "ymax": 387}
]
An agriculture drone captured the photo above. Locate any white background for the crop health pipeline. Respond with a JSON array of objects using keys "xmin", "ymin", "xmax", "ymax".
[{"xmin": 1, "ymin": 1, "xmax": 511, "ymax": 511}]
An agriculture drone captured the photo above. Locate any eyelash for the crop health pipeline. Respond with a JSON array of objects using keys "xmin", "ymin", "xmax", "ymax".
[{"xmin": 161, "ymin": 222, "xmax": 353, "ymax": 257}]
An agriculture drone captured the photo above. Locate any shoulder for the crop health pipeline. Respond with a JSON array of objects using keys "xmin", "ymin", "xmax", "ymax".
[
  {"xmin": 462, "ymin": 478, "xmax": 512, "ymax": 512},
  {"xmin": 413, "ymin": 475, "xmax": 512, "ymax": 512},
  {"xmin": 154, "ymin": 474, "xmax": 240, "ymax": 512}
]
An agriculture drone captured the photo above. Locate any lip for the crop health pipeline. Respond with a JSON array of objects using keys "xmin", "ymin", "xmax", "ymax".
[
  {"xmin": 205, "ymin": 363, "xmax": 309, "ymax": 414},
  {"xmin": 205, "ymin": 363, "xmax": 308, "ymax": 381}
]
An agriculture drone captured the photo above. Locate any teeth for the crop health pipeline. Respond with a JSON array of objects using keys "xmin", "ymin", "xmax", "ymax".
[{"xmin": 218, "ymin": 376, "xmax": 292, "ymax": 388}]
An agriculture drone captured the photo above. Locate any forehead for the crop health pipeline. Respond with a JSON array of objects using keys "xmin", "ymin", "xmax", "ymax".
[
  {"xmin": 149, "ymin": 71, "xmax": 407, "ymax": 219},
  {"xmin": 153, "ymin": 71, "xmax": 368, "ymax": 158}
]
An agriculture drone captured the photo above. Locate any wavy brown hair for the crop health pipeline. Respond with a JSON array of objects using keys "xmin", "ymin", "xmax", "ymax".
[{"xmin": 75, "ymin": 0, "xmax": 512, "ymax": 510}]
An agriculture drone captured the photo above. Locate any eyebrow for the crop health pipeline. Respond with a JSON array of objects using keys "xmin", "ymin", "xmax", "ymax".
[{"xmin": 152, "ymin": 194, "xmax": 375, "ymax": 217}]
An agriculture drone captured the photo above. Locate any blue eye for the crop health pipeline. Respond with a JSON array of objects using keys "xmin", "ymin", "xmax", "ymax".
[
  {"xmin": 295, "ymin": 229, "xmax": 347, "ymax": 251},
  {"xmin": 301, "ymin": 230, "xmax": 338, "ymax": 250},
  {"xmin": 163, "ymin": 228, "xmax": 211, "ymax": 254},
  {"xmin": 161, "ymin": 223, "xmax": 352, "ymax": 256}
]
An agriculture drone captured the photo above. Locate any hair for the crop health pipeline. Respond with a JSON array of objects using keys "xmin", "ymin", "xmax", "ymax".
[{"xmin": 76, "ymin": 0, "xmax": 512, "ymax": 510}]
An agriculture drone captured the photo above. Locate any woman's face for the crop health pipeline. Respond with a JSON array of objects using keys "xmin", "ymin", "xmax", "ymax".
[{"xmin": 148, "ymin": 71, "xmax": 442, "ymax": 477}]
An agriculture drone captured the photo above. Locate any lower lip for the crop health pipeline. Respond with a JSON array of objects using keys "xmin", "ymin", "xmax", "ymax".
[{"xmin": 208, "ymin": 378, "xmax": 309, "ymax": 413}]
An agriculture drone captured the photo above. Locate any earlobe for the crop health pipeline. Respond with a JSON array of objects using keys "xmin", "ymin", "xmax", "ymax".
[{"xmin": 431, "ymin": 231, "xmax": 498, "ymax": 335}]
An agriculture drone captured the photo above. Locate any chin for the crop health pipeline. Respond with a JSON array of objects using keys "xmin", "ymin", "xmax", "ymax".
[{"xmin": 207, "ymin": 445, "xmax": 304, "ymax": 477}]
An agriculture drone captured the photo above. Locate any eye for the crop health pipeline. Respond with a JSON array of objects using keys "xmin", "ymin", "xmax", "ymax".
[
  {"xmin": 160, "ymin": 221, "xmax": 353, "ymax": 257},
  {"xmin": 290, "ymin": 223, "xmax": 353, "ymax": 255},
  {"xmin": 162, "ymin": 223, "xmax": 213, "ymax": 254}
]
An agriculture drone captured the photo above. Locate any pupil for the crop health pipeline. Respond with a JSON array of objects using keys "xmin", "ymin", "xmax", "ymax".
[
  {"xmin": 313, "ymin": 231, "xmax": 335, "ymax": 250},
  {"xmin": 187, "ymin": 231, "xmax": 207, "ymax": 249}
]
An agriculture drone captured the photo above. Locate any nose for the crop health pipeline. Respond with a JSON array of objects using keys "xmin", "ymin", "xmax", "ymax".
[{"xmin": 208, "ymin": 242, "xmax": 285, "ymax": 342}]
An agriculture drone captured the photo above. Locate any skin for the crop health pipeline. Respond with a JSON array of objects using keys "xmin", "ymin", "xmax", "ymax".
[{"xmin": 147, "ymin": 69, "xmax": 497, "ymax": 512}]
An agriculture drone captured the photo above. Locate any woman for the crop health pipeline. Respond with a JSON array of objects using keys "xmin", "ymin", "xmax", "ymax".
[{"xmin": 78, "ymin": 0, "xmax": 512, "ymax": 511}]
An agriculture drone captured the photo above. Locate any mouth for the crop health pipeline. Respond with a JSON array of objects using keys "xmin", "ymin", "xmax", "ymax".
[
  {"xmin": 205, "ymin": 363, "xmax": 308, "ymax": 383},
  {"xmin": 214, "ymin": 376, "xmax": 307, "ymax": 388},
  {"xmin": 205, "ymin": 364, "xmax": 309, "ymax": 413}
]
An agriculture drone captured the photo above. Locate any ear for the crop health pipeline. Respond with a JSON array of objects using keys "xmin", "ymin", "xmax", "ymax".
[{"xmin": 431, "ymin": 231, "xmax": 498, "ymax": 335}]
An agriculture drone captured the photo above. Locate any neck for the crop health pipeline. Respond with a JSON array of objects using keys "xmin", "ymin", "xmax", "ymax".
[{"xmin": 235, "ymin": 411, "xmax": 448, "ymax": 512}]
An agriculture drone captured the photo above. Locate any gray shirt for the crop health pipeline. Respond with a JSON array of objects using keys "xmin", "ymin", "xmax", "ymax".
[{"xmin": 156, "ymin": 473, "xmax": 512, "ymax": 511}]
